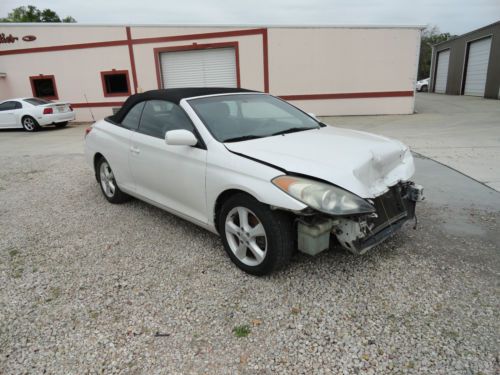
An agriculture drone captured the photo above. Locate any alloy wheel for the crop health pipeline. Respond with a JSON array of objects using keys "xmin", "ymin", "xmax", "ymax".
[
  {"xmin": 23, "ymin": 117, "xmax": 35, "ymax": 131},
  {"xmin": 225, "ymin": 206, "xmax": 267, "ymax": 266},
  {"xmin": 99, "ymin": 161, "xmax": 116, "ymax": 198}
]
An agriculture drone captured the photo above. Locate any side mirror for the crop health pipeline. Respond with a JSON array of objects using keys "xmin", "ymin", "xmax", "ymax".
[
  {"xmin": 165, "ymin": 129, "xmax": 198, "ymax": 146},
  {"xmin": 307, "ymin": 112, "xmax": 318, "ymax": 120}
]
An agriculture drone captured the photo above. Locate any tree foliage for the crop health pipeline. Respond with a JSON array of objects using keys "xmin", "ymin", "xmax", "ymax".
[
  {"xmin": 418, "ymin": 26, "xmax": 453, "ymax": 80},
  {"xmin": 0, "ymin": 5, "xmax": 76, "ymax": 23}
]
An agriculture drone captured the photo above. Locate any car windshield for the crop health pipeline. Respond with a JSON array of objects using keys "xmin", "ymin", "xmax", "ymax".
[
  {"xmin": 24, "ymin": 97, "xmax": 53, "ymax": 106},
  {"xmin": 188, "ymin": 94, "xmax": 320, "ymax": 142}
]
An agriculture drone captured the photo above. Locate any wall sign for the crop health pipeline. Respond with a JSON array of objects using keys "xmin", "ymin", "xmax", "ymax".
[
  {"xmin": 0, "ymin": 33, "xmax": 18, "ymax": 44},
  {"xmin": 0, "ymin": 33, "xmax": 37, "ymax": 44}
]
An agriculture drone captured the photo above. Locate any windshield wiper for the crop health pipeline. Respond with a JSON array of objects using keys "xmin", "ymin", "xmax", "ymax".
[
  {"xmin": 223, "ymin": 135, "xmax": 264, "ymax": 143},
  {"xmin": 271, "ymin": 127, "xmax": 316, "ymax": 136}
]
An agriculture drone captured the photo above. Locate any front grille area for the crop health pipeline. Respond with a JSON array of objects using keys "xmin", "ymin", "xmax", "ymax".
[{"xmin": 369, "ymin": 184, "xmax": 409, "ymax": 233}]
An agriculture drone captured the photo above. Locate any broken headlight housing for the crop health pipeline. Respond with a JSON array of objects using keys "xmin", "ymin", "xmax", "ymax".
[{"xmin": 272, "ymin": 175, "xmax": 375, "ymax": 216}]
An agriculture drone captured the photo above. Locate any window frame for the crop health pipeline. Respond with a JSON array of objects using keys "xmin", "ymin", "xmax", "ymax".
[
  {"xmin": 100, "ymin": 70, "xmax": 131, "ymax": 97},
  {"xmin": 29, "ymin": 75, "xmax": 59, "ymax": 100}
]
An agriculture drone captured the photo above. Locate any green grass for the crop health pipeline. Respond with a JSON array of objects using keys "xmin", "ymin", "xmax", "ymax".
[{"xmin": 233, "ymin": 325, "xmax": 251, "ymax": 338}]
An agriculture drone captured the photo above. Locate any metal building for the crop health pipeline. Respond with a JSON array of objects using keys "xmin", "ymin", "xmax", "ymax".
[{"xmin": 430, "ymin": 20, "xmax": 500, "ymax": 99}]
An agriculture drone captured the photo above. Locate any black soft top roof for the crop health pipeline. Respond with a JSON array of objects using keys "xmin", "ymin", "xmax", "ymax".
[{"xmin": 109, "ymin": 87, "xmax": 257, "ymax": 123}]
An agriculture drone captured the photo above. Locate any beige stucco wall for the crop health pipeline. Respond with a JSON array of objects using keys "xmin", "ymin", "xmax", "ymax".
[
  {"xmin": 267, "ymin": 27, "xmax": 421, "ymax": 115},
  {"xmin": 0, "ymin": 25, "xmax": 421, "ymax": 121}
]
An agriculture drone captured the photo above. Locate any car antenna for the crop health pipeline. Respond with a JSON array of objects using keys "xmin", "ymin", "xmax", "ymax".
[{"xmin": 83, "ymin": 93, "xmax": 95, "ymax": 122}]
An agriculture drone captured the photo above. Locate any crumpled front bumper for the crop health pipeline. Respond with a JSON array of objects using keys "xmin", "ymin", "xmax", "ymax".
[{"xmin": 334, "ymin": 182, "xmax": 424, "ymax": 254}]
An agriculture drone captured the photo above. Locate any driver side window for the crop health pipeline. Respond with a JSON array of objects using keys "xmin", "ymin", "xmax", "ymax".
[{"xmin": 138, "ymin": 100, "xmax": 194, "ymax": 139}]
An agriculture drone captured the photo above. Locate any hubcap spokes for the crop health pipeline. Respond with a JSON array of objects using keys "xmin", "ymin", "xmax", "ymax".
[
  {"xmin": 24, "ymin": 119, "xmax": 34, "ymax": 130},
  {"xmin": 225, "ymin": 207, "xmax": 267, "ymax": 266},
  {"xmin": 99, "ymin": 163, "xmax": 116, "ymax": 198}
]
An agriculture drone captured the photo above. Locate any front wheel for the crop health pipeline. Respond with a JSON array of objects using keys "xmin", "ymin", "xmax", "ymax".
[
  {"xmin": 22, "ymin": 116, "xmax": 40, "ymax": 132},
  {"xmin": 218, "ymin": 193, "xmax": 293, "ymax": 275},
  {"xmin": 421, "ymin": 85, "xmax": 428, "ymax": 92},
  {"xmin": 96, "ymin": 158, "xmax": 130, "ymax": 204}
]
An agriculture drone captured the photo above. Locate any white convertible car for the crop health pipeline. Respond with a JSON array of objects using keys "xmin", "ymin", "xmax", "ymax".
[
  {"xmin": 0, "ymin": 97, "xmax": 75, "ymax": 131},
  {"xmin": 85, "ymin": 88, "xmax": 424, "ymax": 275}
]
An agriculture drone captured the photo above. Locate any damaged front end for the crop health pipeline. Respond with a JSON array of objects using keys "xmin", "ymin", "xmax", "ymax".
[{"xmin": 294, "ymin": 182, "xmax": 424, "ymax": 256}]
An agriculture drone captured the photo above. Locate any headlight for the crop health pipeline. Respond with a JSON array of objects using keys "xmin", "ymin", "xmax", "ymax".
[{"xmin": 272, "ymin": 175, "xmax": 375, "ymax": 215}]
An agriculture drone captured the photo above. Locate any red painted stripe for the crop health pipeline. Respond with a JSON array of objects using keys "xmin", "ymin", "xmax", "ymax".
[
  {"xmin": 131, "ymin": 28, "xmax": 267, "ymax": 45},
  {"xmin": 0, "ymin": 40, "xmax": 128, "ymax": 56},
  {"xmin": 262, "ymin": 29, "xmax": 269, "ymax": 93},
  {"xmin": 70, "ymin": 91, "xmax": 413, "ymax": 109},
  {"xmin": 280, "ymin": 91, "xmax": 414, "ymax": 100},
  {"xmin": 126, "ymin": 27, "xmax": 139, "ymax": 94},
  {"xmin": 71, "ymin": 101, "xmax": 124, "ymax": 108}
]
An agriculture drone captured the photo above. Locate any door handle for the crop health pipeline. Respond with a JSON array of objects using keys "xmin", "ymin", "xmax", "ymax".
[{"xmin": 130, "ymin": 146, "xmax": 140, "ymax": 154}]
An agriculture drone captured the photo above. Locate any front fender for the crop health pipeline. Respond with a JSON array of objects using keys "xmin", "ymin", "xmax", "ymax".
[{"xmin": 206, "ymin": 146, "xmax": 307, "ymax": 227}]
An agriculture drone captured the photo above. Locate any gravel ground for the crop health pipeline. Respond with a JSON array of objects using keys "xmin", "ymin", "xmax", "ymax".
[{"xmin": 0, "ymin": 153, "xmax": 499, "ymax": 374}]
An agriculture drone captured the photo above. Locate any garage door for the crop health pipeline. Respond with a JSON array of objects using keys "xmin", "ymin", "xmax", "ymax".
[
  {"xmin": 434, "ymin": 50, "xmax": 450, "ymax": 93},
  {"xmin": 464, "ymin": 37, "xmax": 492, "ymax": 96},
  {"xmin": 159, "ymin": 48, "xmax": 237, "ymax": 89}
]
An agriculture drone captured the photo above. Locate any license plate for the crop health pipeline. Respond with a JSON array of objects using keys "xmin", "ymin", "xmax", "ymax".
[{"xmin": 57, "ymin": 106, "xmax": 66, "ymax": 113}]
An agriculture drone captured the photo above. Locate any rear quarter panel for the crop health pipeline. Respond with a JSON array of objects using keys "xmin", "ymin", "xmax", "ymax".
[{"xmin": 84, "ymin": 120, "xmax": 135, "ymax": 192}]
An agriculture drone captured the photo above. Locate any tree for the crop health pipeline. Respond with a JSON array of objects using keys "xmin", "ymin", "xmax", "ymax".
[
  {"xmin": 0, "ymin": 5, "xmax": 76, "ymax": 23},
  {"xmin": 418, "ymin": 26, "xmax": 453, "ymax": 80}
]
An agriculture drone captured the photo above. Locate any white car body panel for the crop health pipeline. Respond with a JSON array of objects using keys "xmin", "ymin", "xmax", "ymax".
[
  {"xmin": 224, "ymin": 126, "xmax": 414, "ymax": 198},
  {"xmin": 0, "ymin": 98, "xmax": 75, "ymax": 129},
  {"xmin": 129, "ymin": 130, "xmax": 208, "ymax": 223}
]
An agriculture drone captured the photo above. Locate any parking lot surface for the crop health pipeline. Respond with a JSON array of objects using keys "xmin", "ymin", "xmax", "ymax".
[
  {"xmin": 0, "ymin": 125, "xmax": 499, "ymax": 374},
  {"xmin": 326, "ymin": 93, "xmax": 500, "ymax": 191}
]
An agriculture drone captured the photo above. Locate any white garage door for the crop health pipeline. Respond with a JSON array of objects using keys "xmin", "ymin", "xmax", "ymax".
[
  {"xmin": 434, "ymin": 50, "xmax": 450, "ymax": 94},
  {"xmin": 464, "ymin": 37, "xmax": 492, "ymax": 97},
  {"xmin": 159, "ymin": 48, "xmax": 237, "ymax": 89}
]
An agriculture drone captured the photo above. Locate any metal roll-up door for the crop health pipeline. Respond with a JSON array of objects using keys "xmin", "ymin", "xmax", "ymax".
[
  {"xmin": 464, "ymin": 37, "xmax": 492, "ymax": 97},
  {"xmin": 160, "ymin": 48, "xmax": 237, "ymax": 89},
  {"xmin": 434, "ymin": 50, "xmax": 450, "ymax": 93}
]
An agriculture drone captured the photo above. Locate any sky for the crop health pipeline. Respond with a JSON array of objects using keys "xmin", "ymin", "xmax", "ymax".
[{"xmin": 1, "ymin": 0, "xmax": 499, "ymax": 35}]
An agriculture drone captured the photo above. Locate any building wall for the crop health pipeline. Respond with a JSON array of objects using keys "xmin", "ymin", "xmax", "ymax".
[
  {"xmin": 430, "ymin": 21, "xmax": 500, "ymax": 99},
  {"xmin": 0, "ymin": 24, "xmax": 421, "ymax": 121},
  {"xmin": 268, "ymin": 27, "xmax": 420, "ymax": 115}
]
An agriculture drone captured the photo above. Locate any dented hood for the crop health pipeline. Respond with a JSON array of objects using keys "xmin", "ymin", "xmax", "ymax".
[{"xmin": 224, "ymin": 126, "xmax": 415, "ymax": 198}]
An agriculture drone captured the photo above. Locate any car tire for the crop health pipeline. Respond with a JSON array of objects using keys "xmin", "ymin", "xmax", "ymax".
[
  {"xmin": 96, "ymin": 157, "xmax": 131, "ymax": 204},
  {"xmin": 21, "ymin": 116, "xmax": 40, "ymax": 132},
  {"xmin": 422, "ymin": 85, "xmax": 428, "ymax": 92},
  {"xmin": 218, "ymin": 193, "xmax": 293, "ymax": 275},
  {"xmin": 55, "ymin": 121, "xmax": 68, "ymax": 128}
]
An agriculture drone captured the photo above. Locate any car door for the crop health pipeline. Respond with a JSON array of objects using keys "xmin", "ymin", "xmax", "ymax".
[
  {"xmin": 102, "ymin": 102, "xmax": 145, "ymax": 193},
  {"xmin": 129, "ymin": 100, "xmax": 208, "ymax": 224},
  {"xmin": 0, "ymin": 101, "xmax": 19, "ymax": 128}
]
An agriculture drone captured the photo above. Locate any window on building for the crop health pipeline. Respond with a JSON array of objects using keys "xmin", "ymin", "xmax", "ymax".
[
  {"xmin": 30, "ymin": 75, "xmax": 58, "ymax": 100},
  {"xmin": 101, "ymin": 70, "xmax": 131, "ymax": 97}
]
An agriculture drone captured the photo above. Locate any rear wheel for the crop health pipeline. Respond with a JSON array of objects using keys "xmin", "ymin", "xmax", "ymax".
[
  {"xmin": 55, "ymin": 121, "xmax": 68, "ymax": 128},
  {"xmin": 96, "ymin": 158, "xmax": 130, "ymax": 203},
  {"xmin": 22, "ymin": 116, "xmax": 40, "ymax": 132},
  {"xmin": 421, "ymin": 85, "xmax": 428, "ymax": 92},
  {"xmin": 218, "ymin": 193, "xmax": 293, "ymax": 275}
]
